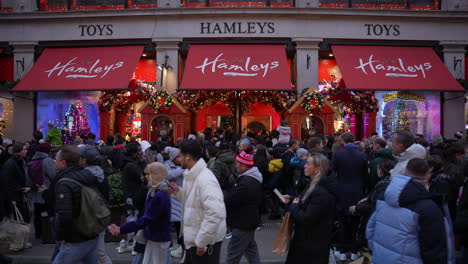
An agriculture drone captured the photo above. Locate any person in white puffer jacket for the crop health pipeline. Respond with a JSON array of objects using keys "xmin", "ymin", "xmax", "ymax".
[
  {"xmin": 169, "ymin": 140, "xmax": 226, "ymax": 264},
  {"xmin": 391, "ymin": 131, "xmax": 427, "ymax": 176}
]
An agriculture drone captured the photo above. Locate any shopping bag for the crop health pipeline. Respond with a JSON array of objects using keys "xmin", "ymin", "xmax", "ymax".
[
  {"xmin": 272, "ymin": 212, "xmax": 294, "ymax": 255},
  {"xmin": 12, "ymin": 204, "xmax": 29, "ymax": 231}
]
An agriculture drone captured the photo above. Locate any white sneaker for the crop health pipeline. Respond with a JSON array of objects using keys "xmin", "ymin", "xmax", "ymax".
[
  {"xmin": 334, "ymin": 250, "xmax": 347, "ymax": 261},
  {"xmin": 132, "ymin": 250, "xmax": 137, "ymax": 256},
  {"xmin": 350, "ymin": 252, "xmax": 361, "ymax": 261},
  {"xmin": 170, "ymin": 246, "xmax": 183, "ymax": 258},
  {"xmin": 117, "ymin": 240, "xmax": 133, "ymax": 254}
]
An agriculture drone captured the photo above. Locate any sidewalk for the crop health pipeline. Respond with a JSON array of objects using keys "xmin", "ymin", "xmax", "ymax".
[{"xmin": 1, "ymin": 219, "xmax": 287, "ymax": 264}]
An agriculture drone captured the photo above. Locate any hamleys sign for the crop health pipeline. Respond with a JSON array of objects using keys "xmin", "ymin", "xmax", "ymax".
[
  {"xmin": 330, "ymin": 45, "xmax": 464, "ymax": 91},
  {"xmin": 13, "ymin": 46, "xmax": 144, "ymax": 92},
  {"xmin": 45, "ymin": 57, "xmax": 125, "ymax": 79},
  {"xmin": 179, "ymin": 45, "xmax": 291, "ymax": 91}
]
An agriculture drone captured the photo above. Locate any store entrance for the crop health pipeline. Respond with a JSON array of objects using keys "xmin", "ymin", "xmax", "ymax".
[
  {"xmin": 301, "ymin": 116, "xmax": 325, "ymax": 141},
  {"xmin": 150, "ymin": 115, "xmax": 174, "ymax": 143}
]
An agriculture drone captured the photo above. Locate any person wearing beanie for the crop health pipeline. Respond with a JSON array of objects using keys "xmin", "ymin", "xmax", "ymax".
[
  {"xmin": 224, "ymin": 151, "xmax": 263, "ymax": 264},
  {"xmin": 27, "ymin": 142, "xmax": 57, "ymax": 241},
  {"xmin": 109, "ymin": 162, "xmax": 172, "ymax": 264},
  {"xmin": 289, "ymin": 148, "xmax": 309, "ymax": 195},
  {"xmin": 79, "ymin": 145, "xmax": 111, "ymax": 264}
]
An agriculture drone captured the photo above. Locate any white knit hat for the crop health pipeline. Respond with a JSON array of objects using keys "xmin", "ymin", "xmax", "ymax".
[{"xmin": 164, "ymin": 146, "xmax": 180, "ymax": 161}]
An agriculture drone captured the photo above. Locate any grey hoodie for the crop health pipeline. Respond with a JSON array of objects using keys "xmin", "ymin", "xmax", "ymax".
[
  {"xmin": 84, "ymin": 165, "xmax": 105, "ymax": 183},
  {"xmin": 239, "ymin": 166, "xmax": 263, "ymax": 184}
]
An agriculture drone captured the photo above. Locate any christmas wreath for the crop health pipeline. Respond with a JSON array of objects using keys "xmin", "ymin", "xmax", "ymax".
[
  {"xmin": 149, "ymin": 91, "xmax": 173, "ymax": 114},
  {"xmin": 301, "ymin": 91, "xmax": 325, "ymax": 115}
]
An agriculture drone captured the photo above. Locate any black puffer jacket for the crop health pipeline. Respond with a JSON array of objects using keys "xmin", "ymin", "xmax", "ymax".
[
  {"xmin": 286, "ymin": 176, "xmax": 338, "ymax": 264},
  {"xmin": 54, "ymin": 166, "xmax": 98, "ymax": 243},
  {"xmin": 121, "ymin": 154, "xmax": 144, "ymax": 200},
  {"xmin": 224, "ymin": 166, "xmax": 263, "ymax": 230}
]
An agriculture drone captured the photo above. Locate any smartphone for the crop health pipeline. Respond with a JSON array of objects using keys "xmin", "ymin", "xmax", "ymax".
[{"xmin": 273, "ymin": 188, "xmax": 286, "ymax": 203}]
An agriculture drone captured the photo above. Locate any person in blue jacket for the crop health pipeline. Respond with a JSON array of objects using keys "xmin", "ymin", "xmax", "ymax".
[
  {"xmin": 367, "ymin": 158, "xmax": 449, "ymax": 264},
  {"xmin": 108, "ymin": 162, "xmax": 172, "ymax": 264}
]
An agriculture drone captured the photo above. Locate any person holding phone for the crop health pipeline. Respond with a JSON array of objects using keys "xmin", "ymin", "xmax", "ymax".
[
  {"xmin": 108, "ymin": 162, "xmax": 172, "ymax": 264},
  {"xmin": 283, "ymin": 153, "xmax": 337, "ymax": 264}
]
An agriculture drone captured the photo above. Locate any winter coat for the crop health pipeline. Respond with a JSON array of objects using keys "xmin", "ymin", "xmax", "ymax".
[
  {"xmin": 429, "ymin": 143, "xmax": 444, "ymax": 157},
  {"xmin": 121, "ymin": 154, "xmax": 144, "ymax": 200},
  {"xmin": 54, "ymin": 166, "xmax": 100, "ymax": 243},
  {"xmin": 331, "ymin": 144, "xmax": 368, "ymax": 210},
  {"xmin": 268, "ymin": 159, "xmax": 283, "ymax": 173},
  {"xmin": 366, "ymin": 175, "xmax": 448, "ymax": 264},
  {"xmin": 286, "ymin": 177, "xmax": 337, "ymax": 264},
  {"xmin": 289, "ymin": 157, "xmax": 308, "ymax": 195},
  {"xmin": 170, "ymin": 195, "xmax": 182, "ymax": 223},
  {"xmin": 368, "ymin": 148, "xmax": 396, "ymax": 191},
  {"xmin": 355, "ymin": 176, "xmax": 390, "ymax": 217},
  {"xmin": 2, "ymin": 155, "xmax": 30, "ymax": 204},
  {"xmin": 391, "ymin": 144, "xmax": 427, "ymax": 176},
  {"xmin": 224, "ymin": 166, "xmax": 263, "ymax": 230},
  {"xmin": 120, "ymin": 190, "xmax": 172, "ymax": 243},
  {"xmin": 207, "ymin": 149, "xmax": 236, "ymax": 190},
  {"xmin": 110, "ymin": 145, "xmax": 126, "ymax": 171},
  {"xmin": 84, "ymin": 166, "xmax": 110, "ymax": 202},
  {"xmin": 45, "ymin": 128, "xmax": 63, "ymax": 151},
  {"xmin": 276, "ymin": 125, "xmax": 291, "ymax": 145},
  {"xmin": 429, "ymin": 170, "xmax": 457, "ymax": 221},
  {"xmin": 100, "ymin": 144, "xmax": 114, "ymax": 161},
  {"xmin": 26, "ymin": 141, "xmax": 40, "ymax": 162},
  {"xmin": 164, "ymin": 160, "xmax": 184, "ymax": 187},
  {"xmin": 28, "ymin": 152, "xmax": 56, "ymax": 204},
  {"xmin": 174, "ymin": 158, "xmax": 226, "ymax": 249},
  {"xmin": 444, "ymin": 161, "xmax": 465, "ymax": 189}
]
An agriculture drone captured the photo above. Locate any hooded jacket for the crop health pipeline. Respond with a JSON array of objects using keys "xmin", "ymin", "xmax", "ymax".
[
  {"xmin": 54, "ymin": 166, "xmax": 99, "ymax": 243},
  {"xmin": 286, "ymin": 176, "xmax": 338, "ymax": 264},
  {"xmin": 121, "ymin": 154, "xmax": 144, "ymax": 200},
  {"xmin": 84, "ymin": 165, "xmax": 110, "ymax": 202},
  {"xmin": 224, "ymin": 166, "xmax": 263, "ymax": 230},
  {"xmin": 207, "ymin": 149, "xmax": 236, "ymax": 190},
  {"xmin": 366, "ymin": 175, "xmax": 448, "ymax": 264},
  {"xmin": 391, "ymin": 144, "xmax": 427, "ymax": 176},
  {"xmin": 29, "ymin": 151, "xmax": 57, "ymax": 204},
  {"xmin": 175, "ymin": 158, "xmax": 226, "ymax": 249},
  {"xmin": 276, "ymin": 125, "xmax": 291, "ymax": 145}
]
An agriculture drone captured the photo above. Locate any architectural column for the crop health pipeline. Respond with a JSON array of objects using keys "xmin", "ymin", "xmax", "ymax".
[
  {"xmin": 153, "ymin": 39, "xmax": 181, "ymax": 95},
  {"xmin": 441, "ymin": 41, "xmax": 467, "ymax": 139},
  {"xmin": 294, "ymin": 39, "xmax": 322, "ymax": 95},
  {"xmin": 11, "ymin": 42, "xmax": 37, "ymax": 142}
]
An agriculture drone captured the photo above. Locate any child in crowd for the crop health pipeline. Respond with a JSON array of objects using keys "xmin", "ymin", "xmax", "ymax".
[{"xmin": 108, "ymin": 162, "xmax": 172, "ymax": 264}]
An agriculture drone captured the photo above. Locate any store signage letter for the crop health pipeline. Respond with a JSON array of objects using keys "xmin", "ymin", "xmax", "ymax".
[
  {"xmin": 195, "ymin": 53, "xmax": 279, "ymax": 77},
  {"xmin": 364, "ymin": 24, "xmax": 400, "ymax": 36},
  {"xmin": 200, "ymin": 22, "xmax": 275, "ymax": 34},
  {"xmin": 44, "ymin": 57, "xmax": 124, "ymax": 79},
  {"xmin": 355, "ymin": 55, "xmax": 432, "ymax": 78},
  {"xmin": 79, "ymin": 24, "xmax": 114, "ymax": 36}
]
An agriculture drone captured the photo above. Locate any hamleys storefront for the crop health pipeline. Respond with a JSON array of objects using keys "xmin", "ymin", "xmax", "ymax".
[{"xmin": 10, "ymin": 42, "xmax": 465, "ymax": 142}]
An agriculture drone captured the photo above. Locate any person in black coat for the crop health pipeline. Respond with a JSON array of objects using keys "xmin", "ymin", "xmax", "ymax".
[
  {"xmin": 284, "ymin": 153, "xmax": 337, "ymax": 264},
  {"xmin": 224, "ymin": 151, "xmax": 263, "ymax": 264},
  {"xmin": 2, "ymin": 142, "xmax": 32, "ymax": 223},
  {"xmin": 330, "ymin": 132, "xmax": 368, "ymax": 261}
]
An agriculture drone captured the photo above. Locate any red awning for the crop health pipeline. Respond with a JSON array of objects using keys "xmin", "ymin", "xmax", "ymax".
[
  {"xmin": 13, "ymin": 46, "xmax": 144, "ymax": 91},
  {"xmin": 331, "ymin": 45, "xmax": 464, "ymax": 91},
  {"xmin": 180, "ymin": 45, "xmax": 292, "ymax": 91}
]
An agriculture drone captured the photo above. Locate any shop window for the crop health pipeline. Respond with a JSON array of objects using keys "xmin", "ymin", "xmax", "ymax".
[
  {"xmin": 320, "ymin": 0, "xmax": 439, "ymax": 9},
  {"xmin": 40, "ymin": 0, "xmax": 156, "ymax": 11},
  {"xmin": 183, "ymin": 0, "xmax": 293, "ymax": 7}
]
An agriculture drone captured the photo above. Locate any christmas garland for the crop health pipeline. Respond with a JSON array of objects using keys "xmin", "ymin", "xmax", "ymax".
[
  {"xmin": 240, "ymin": 91, "xmax": 296, "ymax": 113},
  {"xmin": 98, "ymin": 80, "xmax": 158, "ymax": 113},
  {"xmin": 303, "ymin": 79, "xmax": 379, "ymax": 115},
  {"xmin": 175, "ymin": 91, "xmax": 236, "ymax": 111},
  {"xmin": 301, "ymin": 91, "xmax": 325, "ymax": 115},
  {"xmin": 149, "ymin": 91, "xmax": 173, "ymax": 114}
]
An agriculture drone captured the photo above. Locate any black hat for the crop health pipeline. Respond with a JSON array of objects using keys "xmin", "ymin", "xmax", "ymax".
[{"xmin": 79, "ymin": 145, "xmax": 100, "ymax": 164}]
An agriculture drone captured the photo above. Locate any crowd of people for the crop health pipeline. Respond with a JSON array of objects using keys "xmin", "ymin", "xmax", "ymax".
[{"xmin": 0, "ymin": 120, "xmax": 467, "ymax": 264}]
